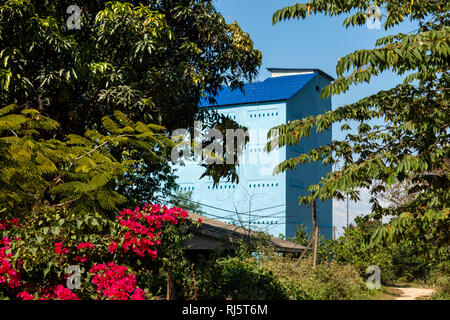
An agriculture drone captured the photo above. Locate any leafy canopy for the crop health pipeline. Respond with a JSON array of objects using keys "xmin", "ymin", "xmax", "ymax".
[
  {"xmin": 0, "ymin": 0, "xmax": 262, "ymax": 205},
  {"xmin": 0, "ymin": 0, "xmax": 261, "ymax": 298},
  {"xmin": 267, "ymin": 1, "xmax": 449, "ymax": 251}
]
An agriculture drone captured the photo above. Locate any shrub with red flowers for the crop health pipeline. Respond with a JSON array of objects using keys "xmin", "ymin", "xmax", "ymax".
[
  {"xmin": 0, "ymin": 204, "xmax": 198, "ymax": 300},
  {"xmin": 89, "ymin": 262, "xmax": 146, "ymax": 300},
  {"xmin": 113, "ymin": 204, "xmax": 190, "ymax": 259},
  {"xmin": 74, "ymin": 242, "xmax": 95, "ymax": 263},
  {"xmin": 0, "ymin": 237, "xmax": 21, "ymax": 289},
  {"xmin": 0, "ymin": 219, "xmax": 19, "ymax": 230},
  {"xmin": 54, "ymin": 242, "xmax": 69, "ymax": 255},
  {"xmin": 17, "ymin": 285, "xmax": 80, "ymax": 300}
]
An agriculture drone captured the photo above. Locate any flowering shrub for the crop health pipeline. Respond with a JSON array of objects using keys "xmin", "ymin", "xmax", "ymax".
[
  {"xmin": 0, "ymin": 204, "xmax": 196, "ymax": 300},
  {"xmin": 77, "ymin": 242, "xmax": 95, "ymax": 250},
  {"xmin": 17, "ymin": 285, "xmax": 80, "ymax": 300},
  {"xmin": 0, "ymin": 218, "xmax": 19, "ymax": 230},
  {"xmin": 90, "ymin": 262, "xmax": 146, "ymax": 300},
  {"xmin": 113, "ymin": 204, "xmax": 189, "ymax": 259},
  {"xmin": 0, "ymin": 237, "xmax": 21, "ymax": 289},
  {"xmin": 74, "ymin": 242, "xmax": 95, "ymax": 263},
  {"xmin": 54, "ymin": 242, "xmax": 69, "ymax": 255}
]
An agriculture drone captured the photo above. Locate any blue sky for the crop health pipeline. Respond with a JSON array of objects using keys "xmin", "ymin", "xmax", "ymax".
[{"xmin": 214, "ymin": 0, "xmax": 418, "ymax": 235}]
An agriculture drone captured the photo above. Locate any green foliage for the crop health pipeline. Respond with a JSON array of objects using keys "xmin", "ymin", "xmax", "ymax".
[
  {"xmin": 391, "ymin": 240, "xmax": 432, "ymax": 281},
  {"xmin": 181, "ymin": 235, "xmax": 370, "ymax": 300},
  {"xmin": 272, "ymin": 259, "xmax": 367, "ymax": 300},
  {"xmin": 430, "ymin": 262, "xmax": 450, "ymax": 300},
  {"xmin": 0, "ymin": 0, "xmax": 262, "ymax": 299},
  {"xmin": 0, "ymin": 105, "xmax": 167, "ymax": 220},
  {"xmin": 331, "ymin": 223, "xmax": 395, "ymax": 284},
  {"xmin": 191, "ymin": 256, "xmax": 288, "ymax": 300},
  {"xmin": 0, "ymin": 0, "xmax": 262, "ymax": 203},
  {"xmin": 291, "ymin": 217, "xmax": 448, "ymax": 286},
  {"xmin": 268, "ymin": 0, "xmax": 449, "ymax": 252},
  {"xmin": 290, "ymin": 225, "xmax": 335, "ymax": 264}
]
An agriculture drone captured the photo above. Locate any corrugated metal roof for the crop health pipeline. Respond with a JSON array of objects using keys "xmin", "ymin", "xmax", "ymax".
[
  {"xmin": 200, "ymin": 72, "xmax": 318, "ymax": 107},
  {"xmin": 187, "ymin": 212, "xmax": 305, "ymax": 253}
]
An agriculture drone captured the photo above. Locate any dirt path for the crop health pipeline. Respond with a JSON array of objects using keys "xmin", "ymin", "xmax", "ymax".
[{"xmin": 395, "ymin": 287, "xmax": 435, "ymax": 300}]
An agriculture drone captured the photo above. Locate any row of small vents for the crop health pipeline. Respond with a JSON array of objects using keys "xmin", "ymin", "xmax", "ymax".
[
  {"xmin": 224, "ymin": 111, "xmax": 279, "ymax": 120},
  {"xmin": 180, "ymin": 182, "xmax": 281, "ymax": 192}
]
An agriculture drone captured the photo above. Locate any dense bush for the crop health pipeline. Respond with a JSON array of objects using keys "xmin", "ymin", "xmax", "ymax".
[
  {"xmin": 191, "ymin": 256, "xmax": 288, "ymax": 300},
  {"xmin": 0, "ymin": 204, "xmax": 200, "ymax": 300},
  {"xmin": 184, "ymin": 237, "xmax": 369, "ymax": 301},
  {"xmin": 291, "ymin": 221, "xmax": 395, "ymax": 285},
  {"xmin": 391, "ymin": 241, "xmax": 431, "ymax": 282},
  {"xmin": 331, "ymin": 226, "xmax": 395, "ymax": 284},
  {"xmin": 259, "ymin": 254, "xmax": 367, "ymax": 300},
  {"xmin": 430, "ymin": 262, "xmax": 450, "ymax": 300}
]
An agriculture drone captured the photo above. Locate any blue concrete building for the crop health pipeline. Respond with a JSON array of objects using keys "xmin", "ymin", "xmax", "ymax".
[{"xmin": 173, "ymin": 68, "xmax": 333, "ymax": 239}]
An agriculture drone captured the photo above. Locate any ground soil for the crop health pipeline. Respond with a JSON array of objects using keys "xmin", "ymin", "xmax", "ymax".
[{"xmin": 394, "ymin": 287, "xmax": 436, "ymax": 300}]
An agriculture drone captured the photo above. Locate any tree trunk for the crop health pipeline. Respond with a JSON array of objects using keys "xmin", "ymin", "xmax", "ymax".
[{"xmin": 166, "ymin": 268, "xmax": 175, "ymax": 300}]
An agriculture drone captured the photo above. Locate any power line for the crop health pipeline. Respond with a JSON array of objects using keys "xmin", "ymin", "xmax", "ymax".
[
  {"xmin": 158, "ymin": 191, "xmax": 319, "ymax": 228},
  {"xmin": 161, "ymin": 196, "xmax": 310, "ymax": 226},
  {"xmin": 160, "ymin": 190, "xmax": 305, "ymax": 217}
]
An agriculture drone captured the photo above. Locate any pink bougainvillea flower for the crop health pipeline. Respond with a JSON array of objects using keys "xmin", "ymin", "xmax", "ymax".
[
  {"xmin": 1, "ymin": 237, "xmax": 22, "ymax": 288},
  {"xmin": 114, "ymin": 204, "xmax": 190, "ymax": 260},
  {"xmin": 76, "ymin": 242, "xmax": 95, "ymax": 250},
  {"xmin": 89, "ymin": 262, "xmax": 146, "ymax": 300},
  {"xmin": 17, "ymin": 285, "xmax": 79, "ymax": 300},
  {"xmin": 17, "ymin": 291, "xmax": 34, "ymax": 300},
  {"xmin": 74, "ymin": 255, "xmax": 88, "ymax": 263},
  {"xmin": 108, "ymin": 242, "xmax": 118, "ymax": 254},
  {"xmin": 54, "ymin": 242, "xmax": 69, "ymax": 255}
]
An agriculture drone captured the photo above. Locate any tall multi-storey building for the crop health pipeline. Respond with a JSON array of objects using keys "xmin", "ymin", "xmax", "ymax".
[{"xmin": 173, "ymin": 68, "xmax": 333, "ymax": 238}]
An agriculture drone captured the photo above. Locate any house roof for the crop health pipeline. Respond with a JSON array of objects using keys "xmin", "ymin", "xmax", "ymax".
[
  {"xmin": 187, "ymin": 212, "xmax": 305, "ymax": 253},
  {"xmin": 199, "ymin": 69, "xmax": 333, "ymax": 108}
]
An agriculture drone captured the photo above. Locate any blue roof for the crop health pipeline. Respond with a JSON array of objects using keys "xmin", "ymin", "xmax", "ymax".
[{"xmin": 200, "ymin": 72, "xmax": 318, "ymax": 107}]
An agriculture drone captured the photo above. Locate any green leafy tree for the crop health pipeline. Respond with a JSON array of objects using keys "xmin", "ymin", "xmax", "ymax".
[
  {"xmin": 0, "ymin": 0, "xmax": 262, "ymax": 204},
  {"xmin": 0, "ymin": 0, "xmax": 261, "ymax": 299},
  {"xmin": 331, "ymin": 217, "xmax": 395, "ymax": 284},
  {"xmin": 267, "ymin": 1, "xmax": 449, "ymax": 254}
]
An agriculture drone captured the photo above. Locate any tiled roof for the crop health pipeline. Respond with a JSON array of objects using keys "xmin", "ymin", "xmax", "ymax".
[{"xmin": 199, "ymin": 72, "xmax": 318, "ymax": 107}]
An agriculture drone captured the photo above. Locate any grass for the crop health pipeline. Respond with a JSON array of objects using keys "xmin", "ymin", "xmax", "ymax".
[{"xmin": 363, "ymin": 286, "xmax": 403, "ymax": 300}]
